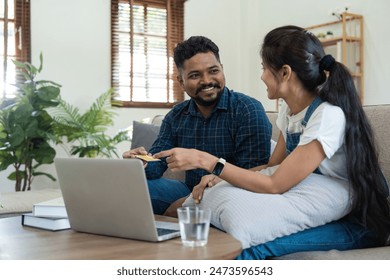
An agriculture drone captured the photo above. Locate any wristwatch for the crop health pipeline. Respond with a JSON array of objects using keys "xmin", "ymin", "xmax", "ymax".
[{"xmin": 211, "ymin": 158, "xmax": 226, "ymax": 176}]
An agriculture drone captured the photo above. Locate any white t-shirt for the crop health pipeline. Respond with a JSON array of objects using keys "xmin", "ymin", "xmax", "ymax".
[{"xmin": 276, "ymin": 101, "xmax": 348, "ymax": 180}]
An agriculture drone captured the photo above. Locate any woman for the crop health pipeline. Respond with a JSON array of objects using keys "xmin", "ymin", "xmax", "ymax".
[{"xmin": 154, "ymin": 25, "xmax": 390, "ymax": 259}]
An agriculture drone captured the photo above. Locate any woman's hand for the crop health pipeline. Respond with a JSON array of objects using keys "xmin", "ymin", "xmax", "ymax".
[
  {"xmin": 192, "ymin": 174, "xmax": 222, "ymax": 203},
  {"xmin": 154, "ymin": 148, "xmax": 217, "ymax": 172}
]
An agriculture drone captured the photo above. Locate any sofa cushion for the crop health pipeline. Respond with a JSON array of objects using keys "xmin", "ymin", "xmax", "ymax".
[
  {"xmin": 130, "ymin": 119, "xmax": 185, "ymax": 181},
  {"xmin": 363, "ymin": 105, "xmax": 390, "ymax": 182},
  {"xmin": 130, "ymin": 121, "xmax": 160, "ymax": 151}
]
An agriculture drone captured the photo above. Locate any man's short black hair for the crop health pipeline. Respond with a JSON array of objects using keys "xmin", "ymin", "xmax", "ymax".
[{"xmin": 173, "ymin": 36, "xmax": 220, "ymax": 70}]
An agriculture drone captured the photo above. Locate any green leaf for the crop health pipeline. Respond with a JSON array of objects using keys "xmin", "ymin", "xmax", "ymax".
[
  {"xmin": 32, "ymin": 171, "xmax": 56, "ymax": 181},
  {"xmin": 31, "ymin": 143, "xmax": 56, "ymax": 164},
  {"xmin": 36, "ymin": 80, "xmax": 62, "ymax": 88},
  {"xmin": 37, "ymin": 86, "xmax": 60, "ymax": 101},
  {"xmin": 0, "ymin": 155, "xmax": 17, "ymax": 171},
  {"xmin": 38, "ymin": 52, "xmax": 43, "ymax": 73},
  {"xmin": 20, "ymin": 71, "xmax": 31, "ymax": 81},
  {"xmin": 113, "ymin": 130, "xmax": 131, "ymax": 143},
  {"xmin": 25, "ymin": 62, "xmax": 39, "ymax": 76},
  {"xmin": 7, "ymin": 172, "xmax": 17, "ymax": 181},
  {"xmin": 24, "ymin": 119, "xmax": 39, "ymax": 138},
  {"xmin": 12, "ymin": 60, "xmax": 28, "ymax": 70},
  {"xmin": 12, "ymin": 103, "xmax": 34, "ymax": 127},
  {"xmin": 9, "ymin": 125, "xmax": 25, "ymax": 146},
  {"xmin": 7, "ymin": 170, "xmax": 26, "ymax": 181}
]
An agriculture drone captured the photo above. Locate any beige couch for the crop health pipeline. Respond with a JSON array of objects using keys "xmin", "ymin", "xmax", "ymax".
[{"xmin": 1, "ymin": 104, "xmax": 389, "ymax": 259}]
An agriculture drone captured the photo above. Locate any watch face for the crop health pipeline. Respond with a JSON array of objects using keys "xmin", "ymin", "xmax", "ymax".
[{"xmin": 212, "ymin": 161, "xmax": 224, "ymax": 176}]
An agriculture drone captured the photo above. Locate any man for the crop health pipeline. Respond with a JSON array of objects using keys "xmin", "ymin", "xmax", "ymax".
[{"xmin": 123, "ymin": 36, "xmax": 272, "ymax": 214}]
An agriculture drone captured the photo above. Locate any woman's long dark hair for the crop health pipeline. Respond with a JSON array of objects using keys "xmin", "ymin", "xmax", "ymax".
[{"xmin": 261, "ymin": 25, "xmax": 390, "ymax": 245}]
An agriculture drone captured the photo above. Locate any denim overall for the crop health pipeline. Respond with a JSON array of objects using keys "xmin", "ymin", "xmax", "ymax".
[{"xmin": 285, "ymin": 96, "xmax": 323, "ymax": 174}]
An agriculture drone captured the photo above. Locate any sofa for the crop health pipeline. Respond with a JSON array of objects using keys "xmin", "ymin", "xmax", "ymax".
[
  {"xmin": 1, "ymin": 104, "xmax": 389, "ymax": 259},
  {"xmin": 137, "ymin": 104, "xmax": 390, "ymax": 259}
]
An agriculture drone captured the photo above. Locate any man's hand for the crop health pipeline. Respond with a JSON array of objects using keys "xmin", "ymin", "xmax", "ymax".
[
  {"xmin": 122, "ymin": 146, "xmax": 148, "ymax": 159},
  {"xmin": 122, "ymin": 146, "xmax": 150, "ymax": 167}
]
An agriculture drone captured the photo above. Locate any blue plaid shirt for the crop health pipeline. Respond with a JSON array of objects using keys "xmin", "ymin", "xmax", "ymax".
[{"xmin": 146, "ymin": 87, "xmax": 272, "ymax": 189}]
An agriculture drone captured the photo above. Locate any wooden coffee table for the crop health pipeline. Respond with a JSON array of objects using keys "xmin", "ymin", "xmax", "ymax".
[{"xmin": 0, "ymin": 216, "xmax": 242, "ymax": 260}]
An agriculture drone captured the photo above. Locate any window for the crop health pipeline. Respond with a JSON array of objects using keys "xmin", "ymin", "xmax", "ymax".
[
  {"xmin": 111, "ymin": 0, "xmax": 185, "ymax": 108},
  {"xmin": 1, "ymin": 0, "xmax": 30, "ymax": 100}
]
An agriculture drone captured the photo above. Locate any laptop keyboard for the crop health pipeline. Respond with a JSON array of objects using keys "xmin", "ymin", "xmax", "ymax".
[{"xmin": 157, "ymin": 227, "xmax": 180, "ymax": 236}]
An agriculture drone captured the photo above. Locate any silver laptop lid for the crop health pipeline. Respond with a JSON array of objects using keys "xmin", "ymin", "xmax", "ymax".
[{"xmin": 54, "ymin": 158, "xmax": 179, "ymax": 242}]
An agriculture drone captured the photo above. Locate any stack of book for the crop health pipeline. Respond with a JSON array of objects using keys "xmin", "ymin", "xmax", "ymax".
[{"xmin": 21, "ymin": 197, "xmax": 71, "ymax": 231}]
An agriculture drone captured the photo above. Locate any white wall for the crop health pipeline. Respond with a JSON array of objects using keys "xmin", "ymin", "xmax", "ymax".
[
  {"xmin": 1, "ymin": 0, "xmax": 390, "ymax": 191},
  {"xmin": 184, "ymin": 0, "xmax": 242, "ymax": 93},
  {"xmin": 185, "ymin": 0, "xmax": 390, "ymax": 109}
]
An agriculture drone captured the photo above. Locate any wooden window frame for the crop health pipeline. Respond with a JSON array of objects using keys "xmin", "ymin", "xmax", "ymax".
[
  {"xmin": 111, "ymin": 0, "xmax": 185, "ymax": 108},
  {"xmin": 1, "ymin": 0, "xmax": 30, "ymax": 100}
]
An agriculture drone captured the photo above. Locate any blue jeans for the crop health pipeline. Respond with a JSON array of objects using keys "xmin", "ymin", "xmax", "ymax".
[
  {"xmin": 236, "ymin": 218, "xmax": 378, "ymax": 260},
  {"xmin": 147, "ymin": 178, "xmax": 191, "ymax": 214}
]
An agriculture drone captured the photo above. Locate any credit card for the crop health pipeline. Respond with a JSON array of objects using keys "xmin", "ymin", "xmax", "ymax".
[{"xmin": 135, "ymin": 155, "xmax": 161, "ymax": 162}]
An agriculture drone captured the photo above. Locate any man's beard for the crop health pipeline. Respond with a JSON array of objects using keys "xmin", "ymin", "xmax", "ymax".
[{"xmin": 192, "ymin": 83, "xmax": 223, "ymax": 107}]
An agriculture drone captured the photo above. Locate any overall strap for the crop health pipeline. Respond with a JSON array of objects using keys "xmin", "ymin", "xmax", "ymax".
[
  {"xmin": 301, "ymin": 96, "xmax": 324, "ymax": 128},
  {"xmin": 302, "ymin": 96, "xmax": 324, "ymax": 175}
]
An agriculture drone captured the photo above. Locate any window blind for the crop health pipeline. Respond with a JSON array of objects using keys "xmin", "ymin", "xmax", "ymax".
[
  {"xmin": 111, "ymin": 0, "xmax": 185, "ymax": 108},
  {"xmin": 1, "ymin": 0, "xmax": 30, "ymax": 99}
]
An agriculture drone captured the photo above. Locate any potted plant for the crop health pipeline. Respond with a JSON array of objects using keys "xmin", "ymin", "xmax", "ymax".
[
  {"xmin": 0, "ymin": 55, "xmax": 130, "ymax": 192},
  {"xmin": 0, "ymin": 54, "xmax": 60, "ymax": 191},
  {"xmin": 326, "ymin": 30, "xmax": 334, "ymax": 38},
  {"xmin": 50, "ymin": 89, "xmax": 130, "ymax": 158}
]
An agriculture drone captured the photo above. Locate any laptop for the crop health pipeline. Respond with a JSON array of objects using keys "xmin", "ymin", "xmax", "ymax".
[{"xmin": 54, "ymin": 157, "xmax": 181, "ymax": 242}]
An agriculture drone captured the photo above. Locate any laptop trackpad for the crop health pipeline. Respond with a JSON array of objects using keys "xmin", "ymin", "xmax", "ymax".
[
  {"xmin": 155, "ymin": 221, "xmax": 180, "ymax": 230},
  {"xmin": 155, "ymin": 221, "xmax": 180, "ymax": 237}
]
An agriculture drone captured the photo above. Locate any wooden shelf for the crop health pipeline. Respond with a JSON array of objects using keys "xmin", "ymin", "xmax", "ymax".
[
  {"xmin": 320, "ymin": 36, "xmax": 361, "ymax": 46},
  {"xmin": 306, "ymin": 12, "xmax": 364, "ymax": 103}
]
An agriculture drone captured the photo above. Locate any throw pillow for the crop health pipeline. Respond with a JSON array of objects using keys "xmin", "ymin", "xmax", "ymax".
[{"xmin": 130, "ymin": 121, "xmax": 160, "ymax": 151}]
